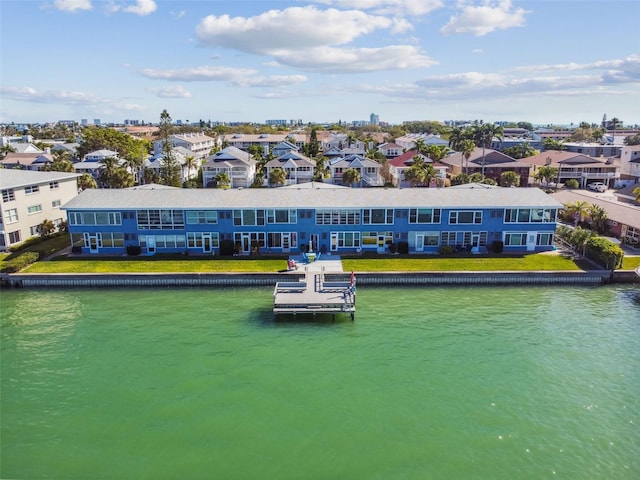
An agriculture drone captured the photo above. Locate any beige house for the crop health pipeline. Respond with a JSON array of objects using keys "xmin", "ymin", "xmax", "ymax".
[{"xmin": 1, "ymin": 169, "xmax": 80, "ymax": 250}]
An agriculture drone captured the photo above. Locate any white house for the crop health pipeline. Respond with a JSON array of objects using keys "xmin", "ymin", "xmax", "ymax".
[
  {"xmin": 1, "ymin": 169, "xmax": 80, "ymax": 249},
  {"xmin": 202, "ymin": 147, "xmax": 256, "ymax": 188},
  {"xmin": 264, "ymin": 151, "xmax": 315, "ymax": 186},
  {"xmin": 619, "ymin": 145, "xmax": 640, "ymax": 184},
  {"xmin": 329, "ymin": 154, "xmax": 384, "ymax": 187},
  {"xmin": 153, "ymin": 133, "xmax": 217, "ymax": 160}
]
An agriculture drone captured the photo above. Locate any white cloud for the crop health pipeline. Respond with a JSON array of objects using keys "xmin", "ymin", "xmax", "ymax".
[
  {"xmin": 139, "ymin": 66, "xmax": 307, "ymax": 88},
  {"xmin": 123, "ymin": 0, "xmax": 157, "ymax": 16},
  {"xmin": 314, "ymin": 0, "xmax": 443, "ymax": 16},
  {"xmin": 514, "ymin": 54, "xmax": 640, "ymax": 84},
  {"xmin": 54, "ymin": 0, "xmax": 92, "ymax": 12},
  {"xmin": 0, "ymin": 86, "xmax": 106, "ymax": 104},
  {"xmin": 147, "ymin": 85, "xmax": 192, "ymax": 98},
  {"xmin": 275, "ymin": 45, "xmax": 436, "ymax": 73},
  {"xmin": 196, "ymin": 6, "xmax": 403, "ymax": 52},
  {"xmin": 194, "ymin": 6, "xmax": 432, "ymax": 73},
  {"xmin": 441, "ymin": 0, "xmax": 529, "ymax": 36}
]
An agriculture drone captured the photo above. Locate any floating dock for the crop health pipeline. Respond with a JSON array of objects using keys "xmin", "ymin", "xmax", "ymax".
[{"xmin": 273, "ymin": 267, "xmax": 356, "ymax": 320}]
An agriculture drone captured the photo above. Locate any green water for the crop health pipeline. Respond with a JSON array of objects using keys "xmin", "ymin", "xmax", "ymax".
[{"xmin": 1, "ymin": 285, "xmax": 639, "ymax": 479}]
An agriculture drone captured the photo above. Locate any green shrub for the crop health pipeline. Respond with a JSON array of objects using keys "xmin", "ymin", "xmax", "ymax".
[
  {"xmin": 565, "ymin": 179, "xmax": 579, "ymax": 189},
  {"xmin": 491, "ymin": 240, "xmax": 504, "ymax": 253},
  {"xmin": 584, "ymin": 237, "xmax": 624, "ymax": 269},
  {"xmin": 439, "ymin": 245, "xmax": 454, "ymax": 255},
  {"xmin": 1, "ymin": 251, "xmax": 40, "ymax": 273},
  {"xmin": 397, "ymin": 241, "xmax": 409, "ymax": 254}
]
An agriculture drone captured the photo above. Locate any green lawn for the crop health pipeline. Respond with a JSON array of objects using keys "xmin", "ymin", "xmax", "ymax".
[
  {"xmin": 342, "ymin": 255, "xmax": 586, "ymax": 272},
  {"xmin": 24, "ymin": 258, "xmax": 286, "ymax": 273},
  {"xmin": 20, "ymin": 253, "xmax": 589, "ymax": 273},
  {"xmin": 622, "ymin": 256, "xmax": 640, "ymax": 270}
]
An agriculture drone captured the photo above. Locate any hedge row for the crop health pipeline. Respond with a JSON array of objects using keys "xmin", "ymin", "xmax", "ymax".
[{"xmin": 1, "ymin": 252, "xmax": 41, "ymax": 273}]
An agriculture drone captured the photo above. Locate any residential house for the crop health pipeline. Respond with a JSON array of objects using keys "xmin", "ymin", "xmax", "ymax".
[
  {"xmin": 394, "ymin": 133, "xmax": 449, "ymax": 151},
  {"xmin": 51, "ymin": 142, "xmax": 80, "ymax": 160},
  {"xmin": 561, "ymin": 142, "xmax": 621, "ymax": 158},
  {"xmin": 62, "ymin": 185, "xmax": 562, "ymax": 256},
  {"xmin": 0, "ymin": 152, "xmax": 54, "ymax": 171},
  {"xmin": 551, "ymin": 189, "xmax": 640, "ymax": 245},
  {"xmin": 388, "ymin": 150, "xmax": 448, "ymax": 188},
  {"xmin": 1, "ymin": 169, "xmax": 80, "ymax": 250},
  {"xmin": 319, "ymin": 133, "xmax": 366, "ymax": 155},
  {"xmin": 222, "ymin": 133, "xmax": 307, "ymax": 155},
  {"xmin": 524, "ymin": 151, "xmax": 619, "ymax": 189},
  {"xmin": 619, "ymin": 145, "xmax": 640, "ymax": 183},
  {"xmin": 83, "ymin": 149, "xmax": 119, "ymax": 162},
  {"xmin": 202, "ymin": 147, "xmax": 256, "ymax": 188},
  {"xmin": 329, "ymin": 155, "xmax": 384, "ymax": 187},
  {"xmin": 264, "ymin": 151, "xmax": 315, "ymax": 186},
  {"xmin": 154, "ymin": 133, "xmax": 217, "ymax": 160},
  {"xmin": 143, "ymin": 147, "xmax": 198, "ymax": 184},
  {"xmin": 441, "ymin": 148, "xmax": 531, "ymax": 186},
  {"xmin": 377, "ymin": 142, "xmax": 404, "ymax": 159}
]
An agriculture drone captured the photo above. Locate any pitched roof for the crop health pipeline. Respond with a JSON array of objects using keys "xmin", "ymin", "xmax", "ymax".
[
  {"xmin": 388, "ymin": 150, "xmax": 447, "ymax": 169},
  {"xmin": 204, "ymin": 146, "xmax": 255, "ymax": 166},
  {"xmin": 550, "ymin": 190, "xmax": 640, "ymax": 229},
  {"xmin": 524, "ymin": 151, "xmax": 610, "ymax": 167},
  {"xmin": 441, "ymin": 149, "xmax": 530, "ymax": 168}
]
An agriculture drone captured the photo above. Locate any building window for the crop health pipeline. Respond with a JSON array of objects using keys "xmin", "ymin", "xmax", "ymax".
[
  {"xmin": 267, "ymin": 209, "xmax": 297, "ymax": 224},
  {"xmin": 49, "ymin": 181, "xmax": 59, "ymax": 190},
  {"xmin": 4, "ymin": 208, "xmax": 18, "ymax": 224},
  {"xmin": 505, "ymin": 208, "xmax": 556, "ymax": 223},
  {"xmin": 2, "ymin": 189, "xmax": 15, "ymax": 202},
  {"xmin": 136, "ymin": 210, "xmax": 184, "ymax": 230},
  {"xmin": 30, "ymin": 225, "xmax": 40, "ymax": 236},
  {"xmin": 233, "ymin": 209, "xmax": 265, "ymax": 226},
  {"xmin": 449, "ymin": 211, "xmax": 482, "ymax": 224},
  {"xmin": 315, "ymin": 209, "xmax": 360, "ymax": 225},
  {"xmin": 8, "ymin": 230, "xmax": 21, "ymax": 244},
  {"xmin": 186, "ymin": 211, "xmax": 218, "ymax": 224},
  {"xmin": 363, "ymin": 208, "xmax": 394, "ymax": 225},
  {"xmin": 441, "ymin": 231, "xmax": 487, "ymax": 246},
  {"xmin": 68, "ymin": 211, "xmax": 122, "ymax": 226},
  {"xmin": 333, "ymin": 231, "xmax": 360, "ymax": 248},
  {"xmin": 25, "ymin": 185, "xmax": 40, "ymax": 195},
  {"xmin": 504, "ymin": 232, "xmax": 527, "ymax": 246},
  {"xmin": 537, "ymin": 233, "xmax": 554, "ymax": 246},
  {"xmin": 28, "ymin": 204, "xmax": 43, "ymax": 214},
  {"xmin": 52, "ymin": 199, "xmax": 62, "ymax": 208},
  {"xmin": 409, "ymin": 208, "xmax": 441, "ymax": 224}
]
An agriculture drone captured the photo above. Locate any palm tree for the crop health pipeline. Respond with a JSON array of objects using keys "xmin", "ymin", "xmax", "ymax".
[
  {"xmin": 413, "ymin": 138, "xmax": 427, "ymax": 156},
  {"xmin": 565, "ymin": 200, "xmax": 589, "ymax": 226},
  {"xmin": 588, "ymin": 204, "xmax": 608, "ymax": 233},
  {"xmin": 472, "ymin": 123, "xmax": 504, "ymax": 179},
  {"xmin": 77, "ymin": 173, "xmax": 97, "ymax": 190},
  {"xmin": 313, "ymin": 156, "xmax": 330, "ymax": 182},
  {"xmin": 424, "ymin": 144, "xmax": 450, "ymax": 163},
  {"xmin": 499, "ymin": 171, "xmax": 520, "ymax": 187},
  {"xmin": 183, "ymin": 155, "xmax": 198, "ymax": 182},
  {"xmin": 447, "ymin": 127, "xmax": 471, "ymax": 152},
  {"xmin": 0, "ymin": 144, "xmax": 16, "ymax": 159},
  {"xmin": 269, "ymin": 167, "xmax": 287, "ymax": 187},
  {"xmin": 543, "ymin": 138, "xmax": 565, "ymax": 151},
  {"xmin": 341, "ymin": 168, "xmax": 361, "ymax": 187},
  {"xmin": 215, "ymin": 172, "xmax": 230, "ymax": 189},
  {"xmin": 534, "ymin": 165, "xmax": 559, "ymax": 186},
  {"xmin": 459, "ymin": 139, "xmax": 475, "ymax": 175}
]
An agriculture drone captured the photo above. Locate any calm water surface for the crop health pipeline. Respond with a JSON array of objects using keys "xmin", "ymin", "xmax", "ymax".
[{"xmin": 1, "ymin": 285, "xmax": 639, "ymax": 479}]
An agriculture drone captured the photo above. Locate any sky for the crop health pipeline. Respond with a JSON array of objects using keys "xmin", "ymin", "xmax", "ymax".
[{"xmin": 1, "ymin": 0, "xmax": 639, "ymax": 126}]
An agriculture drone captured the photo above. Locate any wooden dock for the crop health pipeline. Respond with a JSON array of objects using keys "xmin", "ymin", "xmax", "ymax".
[{"xmin": 273, "ymin": 267, "xmax": 356, "ymax": 320}]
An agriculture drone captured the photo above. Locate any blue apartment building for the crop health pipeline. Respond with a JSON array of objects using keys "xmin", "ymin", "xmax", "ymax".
[{"xmin": 62, "ymin": 183, "xmax": 562, "ymax": 256}]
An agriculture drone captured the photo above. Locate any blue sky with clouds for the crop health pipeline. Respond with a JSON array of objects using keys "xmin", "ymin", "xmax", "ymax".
[{"xmin": 1, "ymin": 0, "xmax": 639, "ymax": 126}]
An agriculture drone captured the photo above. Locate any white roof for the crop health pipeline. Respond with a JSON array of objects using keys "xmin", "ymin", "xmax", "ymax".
[
  {"xmin": 0, "ymin": 169, "xmax": 80, "ymax": 189},
  {"xmin": 62, "ymin": 186, "xmax": 563, "ymax": 211}
]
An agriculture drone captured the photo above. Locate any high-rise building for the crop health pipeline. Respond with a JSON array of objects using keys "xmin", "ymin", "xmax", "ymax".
[{"xmin": 370, "ymin": 113, "xmax": 379, "ymax": 125}]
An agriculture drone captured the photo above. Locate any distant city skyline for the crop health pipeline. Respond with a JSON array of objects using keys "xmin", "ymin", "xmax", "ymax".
[{"xmin": 1, "ymin": 1, "xmax": 639, "ymax": 126}]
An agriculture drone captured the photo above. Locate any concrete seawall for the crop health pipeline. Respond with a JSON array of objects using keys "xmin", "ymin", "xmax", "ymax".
[{"xmin": 3, "ymin": 270, "xmax": 626, "ymax": 288}]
